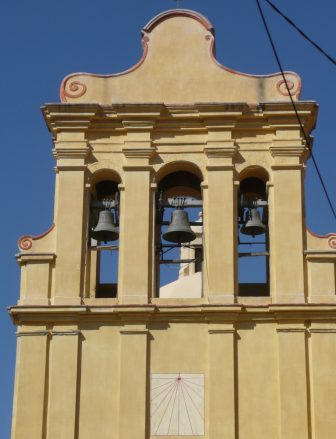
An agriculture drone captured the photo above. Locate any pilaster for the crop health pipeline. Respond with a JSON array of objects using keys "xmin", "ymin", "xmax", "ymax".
[
  {"xmin": 208, "ymin": 324, "xmax": 236, "ymax": 438},
  {"xmin": 118, "ymin": 120, "xmax": 155, "ymax": 304},
  {"xmin": 269, "ymin": 142, "xmax": 308, "ymax": 303},
  {"xmin": 46, "ymin": 329, "xmax": 81, "ymax": 439},
  {"xmin": 11, "ymin": 330, "xmax": 49, "ymax": 439},
  {"xmin": 52, "ymin": 137, "xmax": 88, "ymax": 304},
  {"xmin": 309, "ymin": 324, "xmax": 336, "ymax": 438},
  {"xmin": 118, "ymin": 325, "xmax": 149, "ymax": 439},
  {"xmin": 277, "ymin": 324, "xmax": 309, "ymax": 439},
  {"xmin": 203, "ymin": 139, "xmax": 238, "ymax": 303}
]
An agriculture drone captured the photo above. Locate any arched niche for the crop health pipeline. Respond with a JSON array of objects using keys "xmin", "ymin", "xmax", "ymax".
[
  {"xmin": 155, "ymin": 164, "xmax": 203, "ymax": 299},
  {"xmin": 237, "ymin": 167, "xmax": 269, "ymax": 298},
  {"xmin": 90, "ymin": 169, "xmax": 122, "ymax": 198},
  {"xmin": 156, "ymin": 161, "xmax": 203, "ymax": 194},
  {"xmin": 87, "ymin": 169, "xmax": 122, "ymax": 300}
]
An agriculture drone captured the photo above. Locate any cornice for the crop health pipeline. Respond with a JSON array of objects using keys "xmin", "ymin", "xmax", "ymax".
[
  {"xmin": 204, "ymin": 146, "xmax": 237, "ymax": 159},
  {"xmin": 143, "ymin": 9, "xmax": 214, "ymax": 33},
  {"xmin": 16, "ymin": 253, "xmax": 56, "ymax": 265},
  {"xmin": 305, "ymin": 251, "xmax": 336, "ymax": 261},
  {"xmin": 270, "ymin": 146, "xmax": 308, "ymax": 157},
  {"xmin": 8, "ymin": 303, "xmax": 336, "ymax": 326},
  {"xmin": 42, "ymin": 102, "xmax": 317, "ymax": 131},
  {"xmin": 18, "ymin": 224, "xmax": 55, "ymax": 252},
  {"xmin": 52, "ymin": 148, "xmax": 89, "ymax": 160},
  {"xmin": 42, "ymin": 104, "xmax": 100, "ymax": 136}
]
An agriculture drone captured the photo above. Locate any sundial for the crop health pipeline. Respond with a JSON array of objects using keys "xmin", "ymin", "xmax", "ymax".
[{"xmin": 151, "ymin": 373, "xmax": 205, "ymax": 436}]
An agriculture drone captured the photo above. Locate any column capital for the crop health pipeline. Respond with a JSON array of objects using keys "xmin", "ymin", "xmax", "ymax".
[
  {"xmin": 121, "ymin": 119, "xmax": 156, "ymax": 131},
  {"xmin": 53, "ymin": 142, "xmax": 89, "ymax": 171},
  {"xmin": 42, "ymin": 103, "xmax": 99, "ymax": 136},
  {"xmin": 270, "ymin": 145, "xmax": 309, "ymax": 161},
  {"xmin": 122, "ymin": 146, "xmax": 155, "ymax": 159},
  {"xmin": 205, "ymin": 144, "xmax": 237, "ymax": 171},
  {"xmin": 276, "ymin": 322, "xmax": 307, "ymax": 333},
  {"xmin": 204, "ymin": 144, "xmax": 237, "ymax": 159}
]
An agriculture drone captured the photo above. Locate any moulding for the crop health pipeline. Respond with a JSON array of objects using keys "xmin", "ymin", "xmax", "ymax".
[
  {"xmin": 51, "ymin": 330, "xmax": 81, "ymax": 336},
  {"xmin": 206, "ymin": 165, "xmax": 235, "ymax": 171},
  {"xmin": 143, "ymin": 9, "xmax": 214, "ymax": 33},
  {"xmin": 271, "ymin": 164, "xmax": 304, "ymax": 171},
  {"xmin": 16, "ymin": 253, "xmax": 56, "ymax": 264},
  {"xmin": 16, "ymin": 331, "xmax": 49, "ymax": 337},
  {"xmin": 270, "ymin": 146, "xmax": 306, "ymax": 157},
  {"xmin": 306, "ymin": 228, "xmax": 336, "ymax": 239},
  {"xmin": 208, "ymin": 329, "xmax": 236, "ymax": 334},
  {"xmin": 59, "ymin": 10, "xmax": 304, "ymax": 104},
  {"xmin": 42, "ymin": 102, "xmax": 317, "ymax": 137},
  {"xmin": 18, "ymin": 224, "xmax": 55, "ymax": 251},
  {"xmin": 122, "ymin": 120, "xmax": 156, "ymax": 130},
  {"xmin": 8, "ymin": 303, "xmax": 336, "ymax": 327},
  {"xmin": 120, "ymin": 328, "xmax": 149, "ymax": 335},
  {"xmin": 122, "ymin": 147, "xmax": 155, "ymax": 159},
  {"xmin": 204, "ymin": 146, "xmax": 236, "ymax": 159},
  {"xmin": 53, "ymin": 148, "xmax": 89, "ymax": 159},
  {"xmin": 55, "ymin": 165, "xmax": 87, "ymax": 172},
  {"xmin": 122, "ymin": 165, "xmax": 153, "ymax": 172},
  {"xmin": 305, "ymin": 252, "xmax": 336, "ymax": 261},
  {"xmin": 309, "ymin": 328, "xmax": 336, "ymax": 334},
  {"xmin": 276, "ymin": 327, "xmax": 306, "ymax": 333}
]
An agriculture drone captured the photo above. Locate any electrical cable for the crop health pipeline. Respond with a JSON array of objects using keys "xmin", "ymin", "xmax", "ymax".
[
  {"xmin": 263, "ymin": 0, "xmax": 336, "ymax": 66},
  {"xmin": 255, "ymin": 0, "xmax": 336, "ymax": 221}
]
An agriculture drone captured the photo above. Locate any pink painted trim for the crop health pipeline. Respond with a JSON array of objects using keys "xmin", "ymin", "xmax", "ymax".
[
  {"xmin": 60, "ymin": 9, "xmax": 212, "ymax": 102},
  {"xmin": 60, "ymin": 8, "xmax": 302, "ymax": 102},
  {"xmin": 207, "ymin": 36, "xmax": 302, "ymax": 99},
  {"xmin": 307, "ymin": 227, "xmax": 336, "ymax": 239},
  {"xmin": 277, "ymin": 79, "xmax": 295, "ymax": 96},
  {"xmin": 63, "ymin": 81, "xmax": 87, "ymax": 99},
  {"xmin": 307, "ymin": 227, "xmax": 336, "ymax": 249},
  {"xmin": 60, "ymin": 35, "xmax": 150, "ymax": 102},
  {"xmin": 143, "ymin": 9, "xmax": 214, "ymax": 33},
  {"xmin": 18, "ymin": 224, "xmax": 55, "ymax": 251},
  {"xmin": 329, "ymin": 236, "xmax": 336, "ymax": 249}
]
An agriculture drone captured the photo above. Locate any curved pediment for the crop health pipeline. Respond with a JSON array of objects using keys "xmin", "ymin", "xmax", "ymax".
[{"xmin": 60, "ymin": 9, "xmax": 301, "ymax": 104}]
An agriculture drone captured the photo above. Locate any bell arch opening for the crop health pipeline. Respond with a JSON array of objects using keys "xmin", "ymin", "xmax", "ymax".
[
  {"xmin": 238, "ymin": 171, "xmax": 270, "ymax": 297},
  {"xmin": 155, "ymin": 169, "xmax": 203, "ymax": 299},
  {"xmin": 87, "ymin": 174, "xmax": 121, "ymax": 299}
]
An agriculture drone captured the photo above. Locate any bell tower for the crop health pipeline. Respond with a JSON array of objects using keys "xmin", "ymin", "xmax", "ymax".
[{"xmin": 11, "ymin": 9, "xmax": 336, "ymax": 439}]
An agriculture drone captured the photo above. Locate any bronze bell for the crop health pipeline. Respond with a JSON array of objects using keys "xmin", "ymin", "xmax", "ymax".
[
  {"xmin": 162, "ymin": 209, "xmax": 196, "ymax": 243},
  {"xmin": 92, "ymin": 210, "xmax": 119, "ymax": 243},
  {"xmin": 241, "ymin": 208, "xmax": 266, "ymax": 237}
]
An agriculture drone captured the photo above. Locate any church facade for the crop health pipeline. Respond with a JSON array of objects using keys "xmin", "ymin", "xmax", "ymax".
[{"xmin": 10, "ymin": 9, "xmax": 336, "ymax": 439}]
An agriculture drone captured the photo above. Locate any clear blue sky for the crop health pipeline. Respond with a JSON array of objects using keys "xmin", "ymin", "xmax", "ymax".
[{"xmin": 1, "ymin": 0, "xmax": 335, "ymax": 435}]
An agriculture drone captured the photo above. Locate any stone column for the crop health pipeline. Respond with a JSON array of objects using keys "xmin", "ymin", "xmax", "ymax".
[
  {"xmin": 277, "ymin": 324, "xmax": 309, "ymax": 439},
  {"xmin": 46, "ymin": 329, "xmax": 80, "ymax": 439},
  {"xmin": 52, "ymin": 132, "xmax": 90, "ymax": 305},
  {"xmin": 118, "ymin": 325, "xmax": 149, "ymax": 439},
  {"xmin": 208, "ymin": 323, "xmax": 236, "ymax": 439},
  {"xmin": 11, "ymin": 330, "xmax": 49, "ymax": 439},
  {"xmin": 118, "ymin": 120, "xmax": 155, "ymax": 304},
  {"xmin": 269, "ymin": 143, "xmax": 307, "ymax": 303},
  {"xmin": 203, "ymin": 143, "xmax": 238, "ymax": 303}
]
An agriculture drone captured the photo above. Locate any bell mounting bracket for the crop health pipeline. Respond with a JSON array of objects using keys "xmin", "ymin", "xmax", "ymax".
[{"xmin": 91, "ymin": 192, "xmax": 120, "ymax": 226}]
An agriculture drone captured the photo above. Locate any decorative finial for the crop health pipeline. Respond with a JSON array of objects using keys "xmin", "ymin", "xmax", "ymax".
[{"xmin": 173, "ymin": 0, "xmax": 182, "ymax": 8}]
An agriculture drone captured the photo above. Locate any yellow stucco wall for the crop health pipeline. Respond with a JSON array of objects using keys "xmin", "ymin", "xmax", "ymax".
[{"xmin": 10, "ymin": 9, "xmax": 336, "ymax": 439}]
